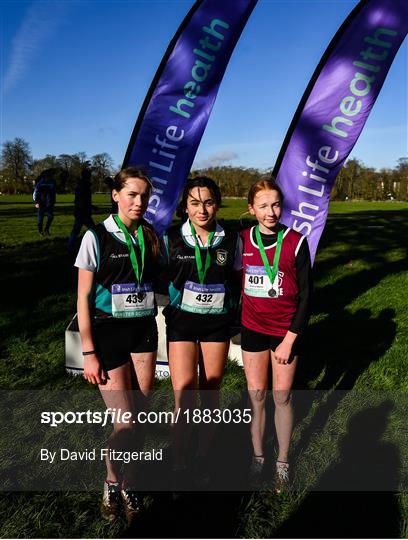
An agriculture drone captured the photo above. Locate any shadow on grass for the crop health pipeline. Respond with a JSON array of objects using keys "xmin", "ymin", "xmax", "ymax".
[
  {"xmin": 0, "ymin": 204, "xmax": 111, "ymax": 218},
  {"xmin": 0, "ymin": 209, "xmax": 405, "ymax": 536},
  {"xmin": 0, "ymin": 238, "xmax": 77, "ymax": 388},
  {"xmin": 290, "ymin": 294, "xmax": 397, "ymax": 463},
  {"xmin": 244, "ymin": 211, "xmax": 404, "ymax": 537},
  {"xmin": 297, "ymin": 307, "xmax": 397, "ymax": 390},
  {"xmin": 125, "ymin": 492, "xmax": 245, "ymax": 538},
  {"xmin": 120, "ymin": 390, "xmax": 253, "ymax": 538},
  {"xmin": 0, "ymin": 206, "xmax": 72, "ymax": 219},
  {"xmin": 260, "ymin": 303, "xmax": 397, "ymax": 472},
  {"xmin": 0, "ymin": 239, "xmax": 77, "ymax": 322},
  {"xmin": 275, "ymin": 401, "xmax": 401, "ymax": 538}
]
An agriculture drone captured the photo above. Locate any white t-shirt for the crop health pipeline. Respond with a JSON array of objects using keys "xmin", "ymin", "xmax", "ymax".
[
  {"xmin": 177, "ymin": 219, "xmax": 242, "ymax": 271},
  {"xmin": 75, "ymin": 215, "xmax": 139, "ymax": 272}
]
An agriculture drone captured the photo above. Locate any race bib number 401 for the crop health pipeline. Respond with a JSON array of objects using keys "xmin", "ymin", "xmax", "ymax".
[
  {"xmin": 112, "ymin": 283, "xmax": 154, "ymax": 318},
  {"xmin": 181, "ymin": 281, "xmax": 225, "ymax": 314},
  {"xmin": 244, "ymin": 266, "xmax": 283, "ymax": 298}
]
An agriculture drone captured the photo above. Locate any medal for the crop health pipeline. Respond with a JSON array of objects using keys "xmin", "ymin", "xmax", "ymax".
[
  {"xmin": 268, "ymin": 288, "xmax": 277, "ymax": 298},
  {"xmin": 114, "ymin": 215, "xmax": 146, "ymax": 289},
  {"xmin": 190, "ymin": 221, "xmax": 215, "ymax": 285},
  {"xmin": 255, "ymin": 226, "xmax": 283, "ymax": 297}
]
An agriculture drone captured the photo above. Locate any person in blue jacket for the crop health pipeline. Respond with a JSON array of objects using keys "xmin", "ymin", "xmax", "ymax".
[{"xmin": 33, "ymin": 169, "xmax": 56, "ymax": 236}]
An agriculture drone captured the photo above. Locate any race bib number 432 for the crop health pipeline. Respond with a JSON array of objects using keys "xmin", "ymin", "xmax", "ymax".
[
  {"xmin": 111, "ymin": 283, "xmax": 154, "ymax": 318},
  {"xmin": 181, "ymin": 281, "xmax": 225, "ymax": 314}
]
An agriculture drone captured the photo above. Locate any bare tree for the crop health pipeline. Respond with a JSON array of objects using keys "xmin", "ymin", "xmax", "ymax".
[
  {"xmin": 1, "ymin": 137, "xmax": 33, "ymax": 192},
  {"xmin": 57, "ymin": 153, "xmax": 90, "ymax": 192},
  {"xmin": 91, "ymin": 152, "xmax": 114, "ymax": 191}
]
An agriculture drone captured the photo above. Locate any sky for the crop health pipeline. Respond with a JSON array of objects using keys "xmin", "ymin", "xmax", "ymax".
[{"xmin": 1, "ymin": 0, "xmax": 406, "ymax": 172}]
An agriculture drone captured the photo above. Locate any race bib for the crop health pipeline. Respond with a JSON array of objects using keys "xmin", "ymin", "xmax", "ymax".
[
  {"xmin": 181, "ymin": 281, "xmax": 225, "ymax": 314},
  {"xmin": 111, "ymin": 283, "xmax": 154, "ymax": 318},
  {"xmin": 244, "ymin": 266, "xmax": 282, "ymax": 298}
]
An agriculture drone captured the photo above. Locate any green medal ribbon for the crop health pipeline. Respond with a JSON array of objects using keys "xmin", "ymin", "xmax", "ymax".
[
  {"xmin": 190, "ymin": 221, "xmax": 215, "ymax": 285},
  {"xmin": 255, "ymin": 225, "xmax": 283, "ymax": 294},
  {"xmin": 114, "ymin": 215, "xmax": 145, "ymax": 285}
]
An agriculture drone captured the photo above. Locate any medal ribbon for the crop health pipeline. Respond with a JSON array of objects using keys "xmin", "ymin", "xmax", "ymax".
[
  {"xmin": 114, "ymin": 215, "xmax": 145, "ymax": 285},
  {"xmin": 255, "ymin": 225, "xmax": 283, "ymax": 290},
  {"xmin": 190, "ymin": 221, "xmax": 215, "ymax": 285}
]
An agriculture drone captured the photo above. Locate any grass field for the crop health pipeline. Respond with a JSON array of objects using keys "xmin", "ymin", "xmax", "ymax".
[{"xmin": 0, "ymin": 195, "xmax": 407, "ymax": 538}]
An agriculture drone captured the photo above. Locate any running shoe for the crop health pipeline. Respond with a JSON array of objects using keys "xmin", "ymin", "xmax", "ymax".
[
  {"xmin": 275, "ymin": 461, "xmax": 289, "ymax": 494},
  {"xmin": 100, "ymin": 481, "xmax": 121, "ymax": 522},
  {"xmin": 120, "ymin": 487, "xmax": 142, "ymax": 525}
]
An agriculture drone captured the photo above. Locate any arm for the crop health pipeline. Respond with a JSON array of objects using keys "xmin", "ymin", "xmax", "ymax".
[
  {"xmin": 273, "ymin": 330, "xmax": 298, "ymax": 365},
  {"xmin": 77, "ymin": 268, "xmax": 107, "ymax": 385},
  {"xmin": 230, "ymin": 234, "xmax": 243, "ymax": 310},
  {"xmin": 274, "ymin": 237, "xmax": 312, "ymax": 364},
  {"xmin": 33, "ymin": 179, "xmax": 41, "ymax": 206},
  {"xmin": 50, "ymin": 182, "xmax": 57, "ymax": 206}
]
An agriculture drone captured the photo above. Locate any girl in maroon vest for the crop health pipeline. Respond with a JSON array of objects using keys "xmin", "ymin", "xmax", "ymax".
[{"xmin": 240, "ymin": 177, "xmax": 312, "ymax": 491}]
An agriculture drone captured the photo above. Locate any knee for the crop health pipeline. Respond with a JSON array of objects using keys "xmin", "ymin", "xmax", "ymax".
[
  {"xmin": 249, "ymin": 389, "xmax": 267, "ymax": 403},
  {"xmin": 113, "ymin": 421, "xmax": 135, "ymax": 435},
  {"xmin": 273, "ymin": 390, "xmax": 292, "ymax": 407}
]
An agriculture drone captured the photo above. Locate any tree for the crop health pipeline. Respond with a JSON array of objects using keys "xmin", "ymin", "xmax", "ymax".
[
  {"xmin": 91, "ymin": 152, "xmax": 114, "ymax": 192},
  {"xmin": 31, "ymin": 155, "xmax": 58, "ymax": 178},
  {"xmin": 1, "ymin": 137, "xmax": 33, "ymax": 192},
  {"xmin": 191, "ymin": 166, "xmax": 261, "ymax": 197},
  {"xmin": 395, "ymin": 158, "xmax": 408, "ymax": 200},
  {"xmin": 57, "ymin": 152, "xmax": 90, "ymax": 192}
]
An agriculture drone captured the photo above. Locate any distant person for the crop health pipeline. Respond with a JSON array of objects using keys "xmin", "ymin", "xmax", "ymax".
[
  {"xmin": 33, "ymin": 169, "xmax": 56, "ymax": 236},
  {"xmin": 104, "ymin": 176, "xmax": 118, "ymax": 214},
  {"xmin": 68, "ymin": 169, "xmax": 95, "ymax": 250}
]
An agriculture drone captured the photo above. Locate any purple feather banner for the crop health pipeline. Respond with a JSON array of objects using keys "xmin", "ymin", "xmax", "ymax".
[
  {"xmin": 274, "ymin": 0, "xmax": 407, "ymax": 262},
  {"xmin": 123, "ymin": 0, "xmax": 258, "ymax": 236}
]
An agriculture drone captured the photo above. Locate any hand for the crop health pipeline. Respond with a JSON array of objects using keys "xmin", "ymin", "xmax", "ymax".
[
  {"xmin": 35, "ymin": 203, "xmax": 40, "ymax": 208},
  {"xmin": 83, "ymin": 354, "xmax": 108, "ymax": 385},
  {"xmin": 273, "ymin": 341, "xmax": 293, "ymax": 365}
]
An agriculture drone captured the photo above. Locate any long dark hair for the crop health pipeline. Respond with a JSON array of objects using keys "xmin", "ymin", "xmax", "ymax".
[
  {"xmin": 181, "ymin": 176, "xmax": 222, "ymax": 212},
  {"xmin": 113, "ymin": 167, "xmax": 160, "ymax": 260}
]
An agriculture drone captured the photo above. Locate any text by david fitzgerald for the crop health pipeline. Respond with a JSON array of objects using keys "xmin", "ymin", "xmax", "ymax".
[{"xmin": 40, "ymin": 448, "xmax": 163, "ymax": 464}]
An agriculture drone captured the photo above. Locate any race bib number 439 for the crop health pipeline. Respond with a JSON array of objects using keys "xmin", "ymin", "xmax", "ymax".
[
  {"xmin": 244, "ymin": 266, "xmax": 283, "ymax": 298},
  {"xmin": 112, "ymin": 283, "xmax": 154, "ymax": 318},
  {"xmin": 181, "ymin": 281, "xmax": 225, "ymax": 314}
]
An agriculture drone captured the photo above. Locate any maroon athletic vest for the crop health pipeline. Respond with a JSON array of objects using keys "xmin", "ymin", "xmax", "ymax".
[{"xmin": 241, "ymin": 226, "xmax": 304, "ymax": 336}]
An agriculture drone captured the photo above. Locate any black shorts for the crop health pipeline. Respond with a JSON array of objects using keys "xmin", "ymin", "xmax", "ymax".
[
  {"xmin": 166, "ymin": 324, "xmax": 230, "ymax": 343},
  {"xmin": 165, "ymin": 306, "xmax": 231, "ymax": 343},
  {"xmin": 241, "ymin": 325, "xmax": 303, "ymax": 355},
  {"xmin": 92, "ymin": 317, "xmax": 158, "ymax": 372}
]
